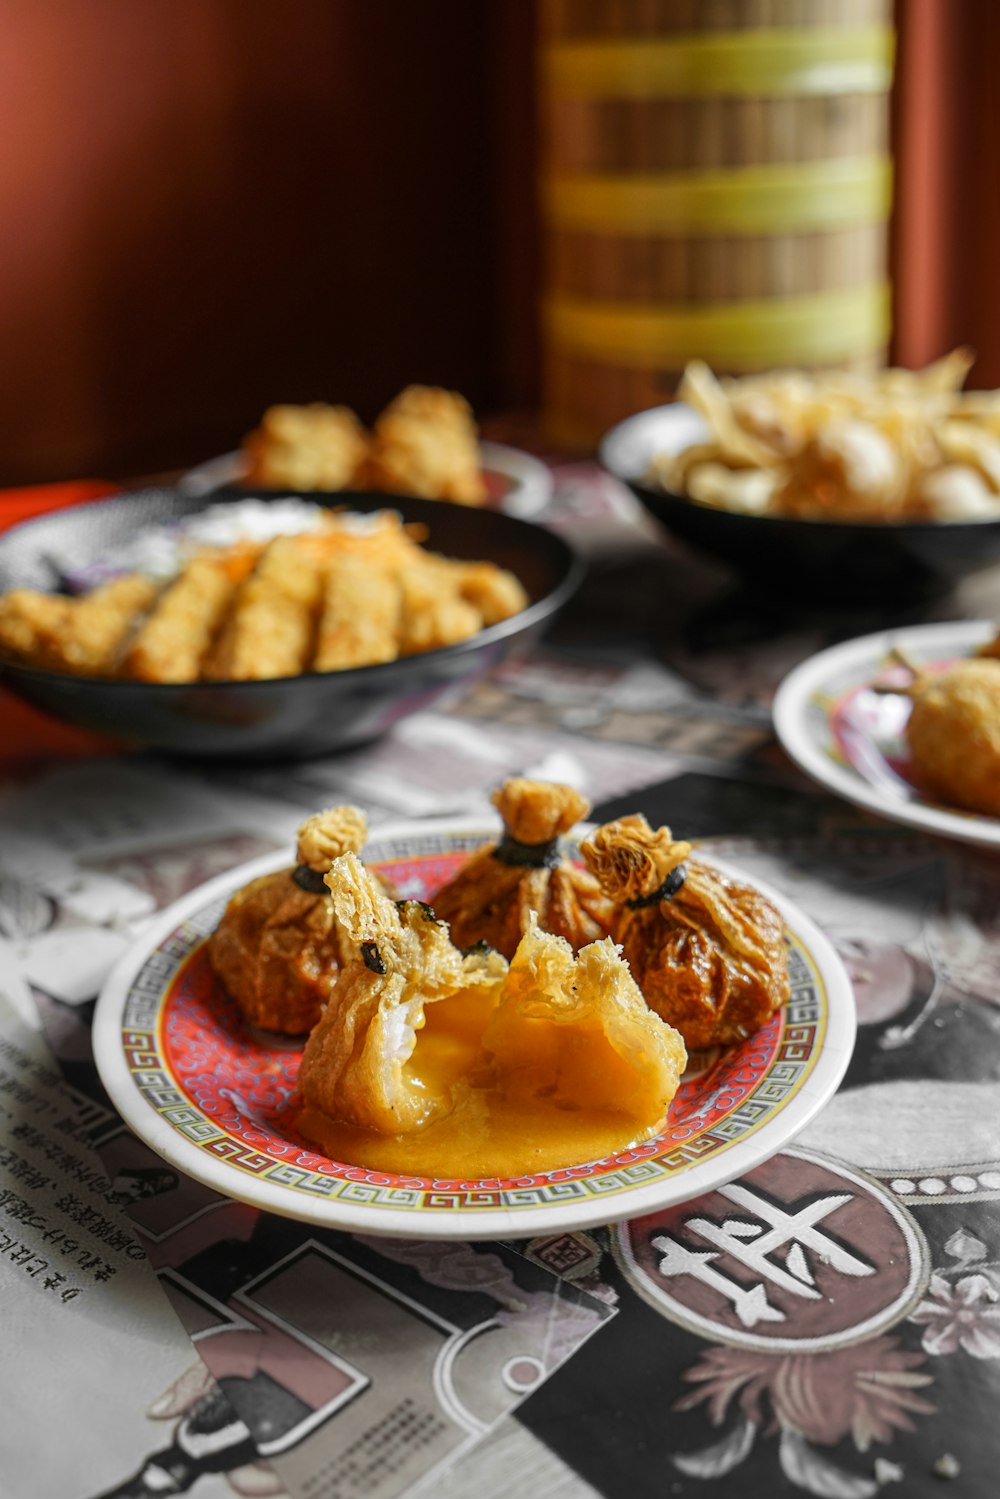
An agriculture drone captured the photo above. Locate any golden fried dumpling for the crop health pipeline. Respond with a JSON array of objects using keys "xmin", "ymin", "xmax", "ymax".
[
  {"xmin": 208, "ymin": 805, "xmax": 377, "ymax": 1034},
  {"xmin": 904, "ymin": 657, "xmax": 1000, "ymax": 815},
  {"xmin": 298, "ymin": 851, "xmax": 509, "ymax": 1134},
  {"xmin": 363, "ymin": 385, "xmax": 487, "ymax": 505},
  {"xmin": 581, "ymin": 815, "xmax": 789, "ymax": 1050},
  {"xmin": 430, "ymin": 779, "xmax": 612, "ymax": 959},
  {"xmin": 241, "ymin": 403, "xmax": 369, "ymax": 491},
  {"xmin": 482, "ymin": 914, "xmax": 686, "ymax": 1137}
]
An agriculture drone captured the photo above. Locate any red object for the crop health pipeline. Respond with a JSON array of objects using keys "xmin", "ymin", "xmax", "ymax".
[
  {"xmin": 0, "ymin": 478, "xmax": 119, "ymax": 533},
  {"xmin": 0, "ymin": 478, "xmax": 123, "ymax": 768}
]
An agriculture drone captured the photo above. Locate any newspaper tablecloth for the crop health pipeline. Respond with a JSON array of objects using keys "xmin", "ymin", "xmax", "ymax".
[{"xmin": 2, "ymin": 466, "xmax": 1000, "ymax": 1499}]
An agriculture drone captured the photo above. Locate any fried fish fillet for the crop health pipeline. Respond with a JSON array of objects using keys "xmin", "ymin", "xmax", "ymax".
[
  {"xmin": 0, "ymin": 574, "xmax": 158, "ymax": 675},
  {"xmin": 121, "ymin": 550, "xmax": 256, "ymax": 682},
  {"xmin": 202, "ymin": 533, "xmax": 329, "ymax": 680}
]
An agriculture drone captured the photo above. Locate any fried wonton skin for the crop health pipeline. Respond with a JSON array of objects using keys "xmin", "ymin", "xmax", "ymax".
[
  {"xmin": 209, "ymin": 805, "xmax": 377, "ymax": 1034},
  {"xmin": 363, "ymin": 385, "xmax": 488, "ymax": 505},
  {"xmin": 581, "ymin": 815, "xmax": 789, "ymax": 1050},
  {"xmin": 905, "ymin": 658, "xmax": 1000, "ymax": 816},
  {"xmin": 482, "ymin": 914, "xmax": 687, "ymax": 1134},
  {"xmin": 430, "ymin": 779, "xmax": 613, "ymax": 959},
  {"xmin": 298, "ymin": 851, "xmax": 509, "ymax": 1133}
]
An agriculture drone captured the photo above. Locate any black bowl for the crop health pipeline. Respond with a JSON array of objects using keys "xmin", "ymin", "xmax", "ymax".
[
  {"xmin": 600, "ymin": 403, "xmax": 1000, "ymax": 605},
  {"xmin": 0, "ymin": 487, "xmax": 583, "ymax": 759}
]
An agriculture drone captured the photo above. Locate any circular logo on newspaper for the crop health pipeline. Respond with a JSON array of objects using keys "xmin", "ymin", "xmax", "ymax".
[{"xmin": 613, "ymin": 1146, "xmax": 928, "ymax": 1352}]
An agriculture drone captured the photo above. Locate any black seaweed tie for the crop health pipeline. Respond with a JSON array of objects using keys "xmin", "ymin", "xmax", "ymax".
[
  {"xmin": 492, "ymin": 834, "xmax": 562, "ymax": 869},
  {"xmin": 625, "ymin": 863, "xmax": 687, "ymax": 909},
  {"xmin": 292, "ymin": 864, "xmax": 329, "ymax": 895}
]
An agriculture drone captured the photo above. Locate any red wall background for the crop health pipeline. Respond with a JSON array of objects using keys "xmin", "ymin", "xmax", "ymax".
[
  {"xmin": 0, "ymin": 0, "xmax": 996, "ymax": 486},
  {"xmin": 0, "ymin": 0, "xmax": 539, "ymax": 484}
]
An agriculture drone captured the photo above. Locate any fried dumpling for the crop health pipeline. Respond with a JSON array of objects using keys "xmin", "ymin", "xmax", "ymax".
[
  {"xmin": 297, "ymin": 865, "xmax": 685, "ymax": 1177},
  {"xmin": 209, "ymin": 805, "xmax": 380, "ymax": 1034},
  {"xmin": 581, "ymin": 815, "xmax": 789, "ymax": 1050},
  {"xmin": 482, "ymin": 914, "xmax": 686, "ymax": 1135},
  {"xmin": 430, "ymin": 779, "xmax": 613, "ymax": 959},
  {"xmin": 298, "ymin": 851, "xmax": 509, "ymax": 1134}
]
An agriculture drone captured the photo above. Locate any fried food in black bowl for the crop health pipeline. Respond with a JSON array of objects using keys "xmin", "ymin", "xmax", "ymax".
[
  {"xmin": 0, "ymin": 487, "xmax": 583, "ymax": 759},
  {"xmin": 600, "ymin": 356, "xmax": 1000, "ymax": 606}
]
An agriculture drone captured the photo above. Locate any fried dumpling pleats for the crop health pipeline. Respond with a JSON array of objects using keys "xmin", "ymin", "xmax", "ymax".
[
  {"xmin": 482, "ymin": 914, "xmax": 686, "ymax": 1135},
  {"xmin": 430, "ymin": 779, "xmax": 612, "ymax": 959},
  {"xmin": 581, "ymin": 815, "xmax": 789, "ymax": 1050},
  {"xmin": 209, "ymin": 805, "xmax": 377, "ymax": 1034},
  {"xmin": 298, "ymin": 851, "xmax": 508, "ymax": 1133}
]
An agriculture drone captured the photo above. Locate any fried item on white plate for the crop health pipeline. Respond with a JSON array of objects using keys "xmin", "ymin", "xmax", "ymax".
[
  {"xmin": 364, "ymin": 385, "xmax": 488, "ymax": 505},
  {"xmin": 581, "ymin": 814, "xmax": 790, "ymax": 1051},
  {"xmin": 242, "ymin": 403, "xmax": 369, "ymax": 491}
]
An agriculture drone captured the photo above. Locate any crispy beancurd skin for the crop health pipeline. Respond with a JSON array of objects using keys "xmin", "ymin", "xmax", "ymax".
[
  {"xmin": 430, "ymin": 778, "xmax": 612, "ymax": 959},
  {"xmin": 298, "ymin": 852, "xmax": 509, "ymax": 1133},
  {"xmin": 906, "ymin": 659, "xmax": 1000, "ymax": 816},
  {"xmin": 581, "ymin": 815, "xmax": 790, "ymax": 1050},
  {"xmin": 208, "ymin": 804, "xmax": 388, "ymax": 1034},
  {"xmin": 297, "ymin": 862, "xmax": 685, "ymax": 1176}
]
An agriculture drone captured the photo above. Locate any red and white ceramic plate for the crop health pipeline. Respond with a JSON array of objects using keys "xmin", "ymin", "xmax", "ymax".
[
  {"xmin": 93, "ymin": 818, "xmax": 856, "ymax": 1240},
  {"xmin": 773, "ymin": 620, "xmax": 1000, "ymax": 849}
]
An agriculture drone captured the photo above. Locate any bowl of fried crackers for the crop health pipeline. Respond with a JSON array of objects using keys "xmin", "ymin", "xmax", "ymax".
[
  {"xmin": 0, "ymin": 486, "xmax": 582, "ymax": 759},
  {"xmin": 600, "ymin": 351, "xmax": 1000, "ymax": 603}
]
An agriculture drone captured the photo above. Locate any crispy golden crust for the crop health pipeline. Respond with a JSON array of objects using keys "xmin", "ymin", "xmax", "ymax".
[
  {"xmin": 242, "ymin": 403, "xmax": 369, "ymax": 491},
  {"xmin": 299, "ymin": 852, "xmax": 508, "ymax": 1132},
  {"xmin": 313, "ymin": 553, "xmax": 401, "ymax": 671},
  {"xmin": 208, "ymin": 870, "xmax": 345, "ymax": 1034},
  {"xmin": 0, "ymin": 507, "xmax": 527, "ymax": 680},
  {"xmin": 0, "ymin": 575, "xmax": 158, "ymax": 675},
  {"xmin": 121, "ymin": 552, "xmax": 254, "ymax": 683},
  {"xmin": 209, "ymin": 804, "xmax": 387, "ymax": 1034},
  {"xmin": 906, "ymin": 659, "xmax": 1000, "ymax": 816},
  {"xmin": 364, "ymin": 385, "xmax": 487, "ymax": 505},
  {"xmin": 430, "ymin": 779, "xmax": 612, "ymax": 959},
  {"xmin": 202, "ymin": 534, "xmax": 328, "ymax": 680},
  {"xmin": 581, "ymin": 815, "xmax": 789, "ymax": 1050},
  {"xmin": 482, "ymin": 914, "xmax": 687, "ymax": 1125}
]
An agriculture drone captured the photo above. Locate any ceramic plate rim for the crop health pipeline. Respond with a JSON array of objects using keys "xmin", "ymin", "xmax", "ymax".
[
  {"xmin": 179, "ymin": 441, "xmax": 553, "ymax": 520},
  {"xmin": 93, "ymin": 815, "xmax": 856, "ymax": 1240},
  {"xmin": 773, "ymin": 620, "xmax": 1000, "ymax": 848}
]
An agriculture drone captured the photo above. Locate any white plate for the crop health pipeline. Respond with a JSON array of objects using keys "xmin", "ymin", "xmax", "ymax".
[
  {"xmin": 93, "ymin": 817, "xmax": 856, "ymax": 1240},
  {"xmin": 179, "ymin": 441, "xmax": 553, "ymax": 521},
  {"xmin": 773, "ymin": 620, "xmax": 1000, "ymax": 848}
]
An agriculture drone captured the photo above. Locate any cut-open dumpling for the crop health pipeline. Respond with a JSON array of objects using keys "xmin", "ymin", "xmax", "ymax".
[
  {"xmin": 298, "ymin": 859, "xmax": 686, "ymax": 1178},
  {"xmin": 581, "ymin": 814, "xmax": 789, "ymax": 1050},
  {"xmin": 482, "ymin": 914, "xmax": 687, "ymax": 1137},
  {"xmin": 208, "ymin": 805, "xmax": 387, "ymax": 1034},
  {"xmin": 430, "ymin": 778, "xmax": 612, "ymax": 959},
  {"xmin": 298, "ymin": 851, "xmax": 509, "ymax": 1134}
]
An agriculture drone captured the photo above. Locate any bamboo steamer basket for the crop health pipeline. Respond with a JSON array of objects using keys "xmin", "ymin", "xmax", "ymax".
[{"xmin": 539, "ymin": 0, "xmax": 895, "ymax": 448}]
